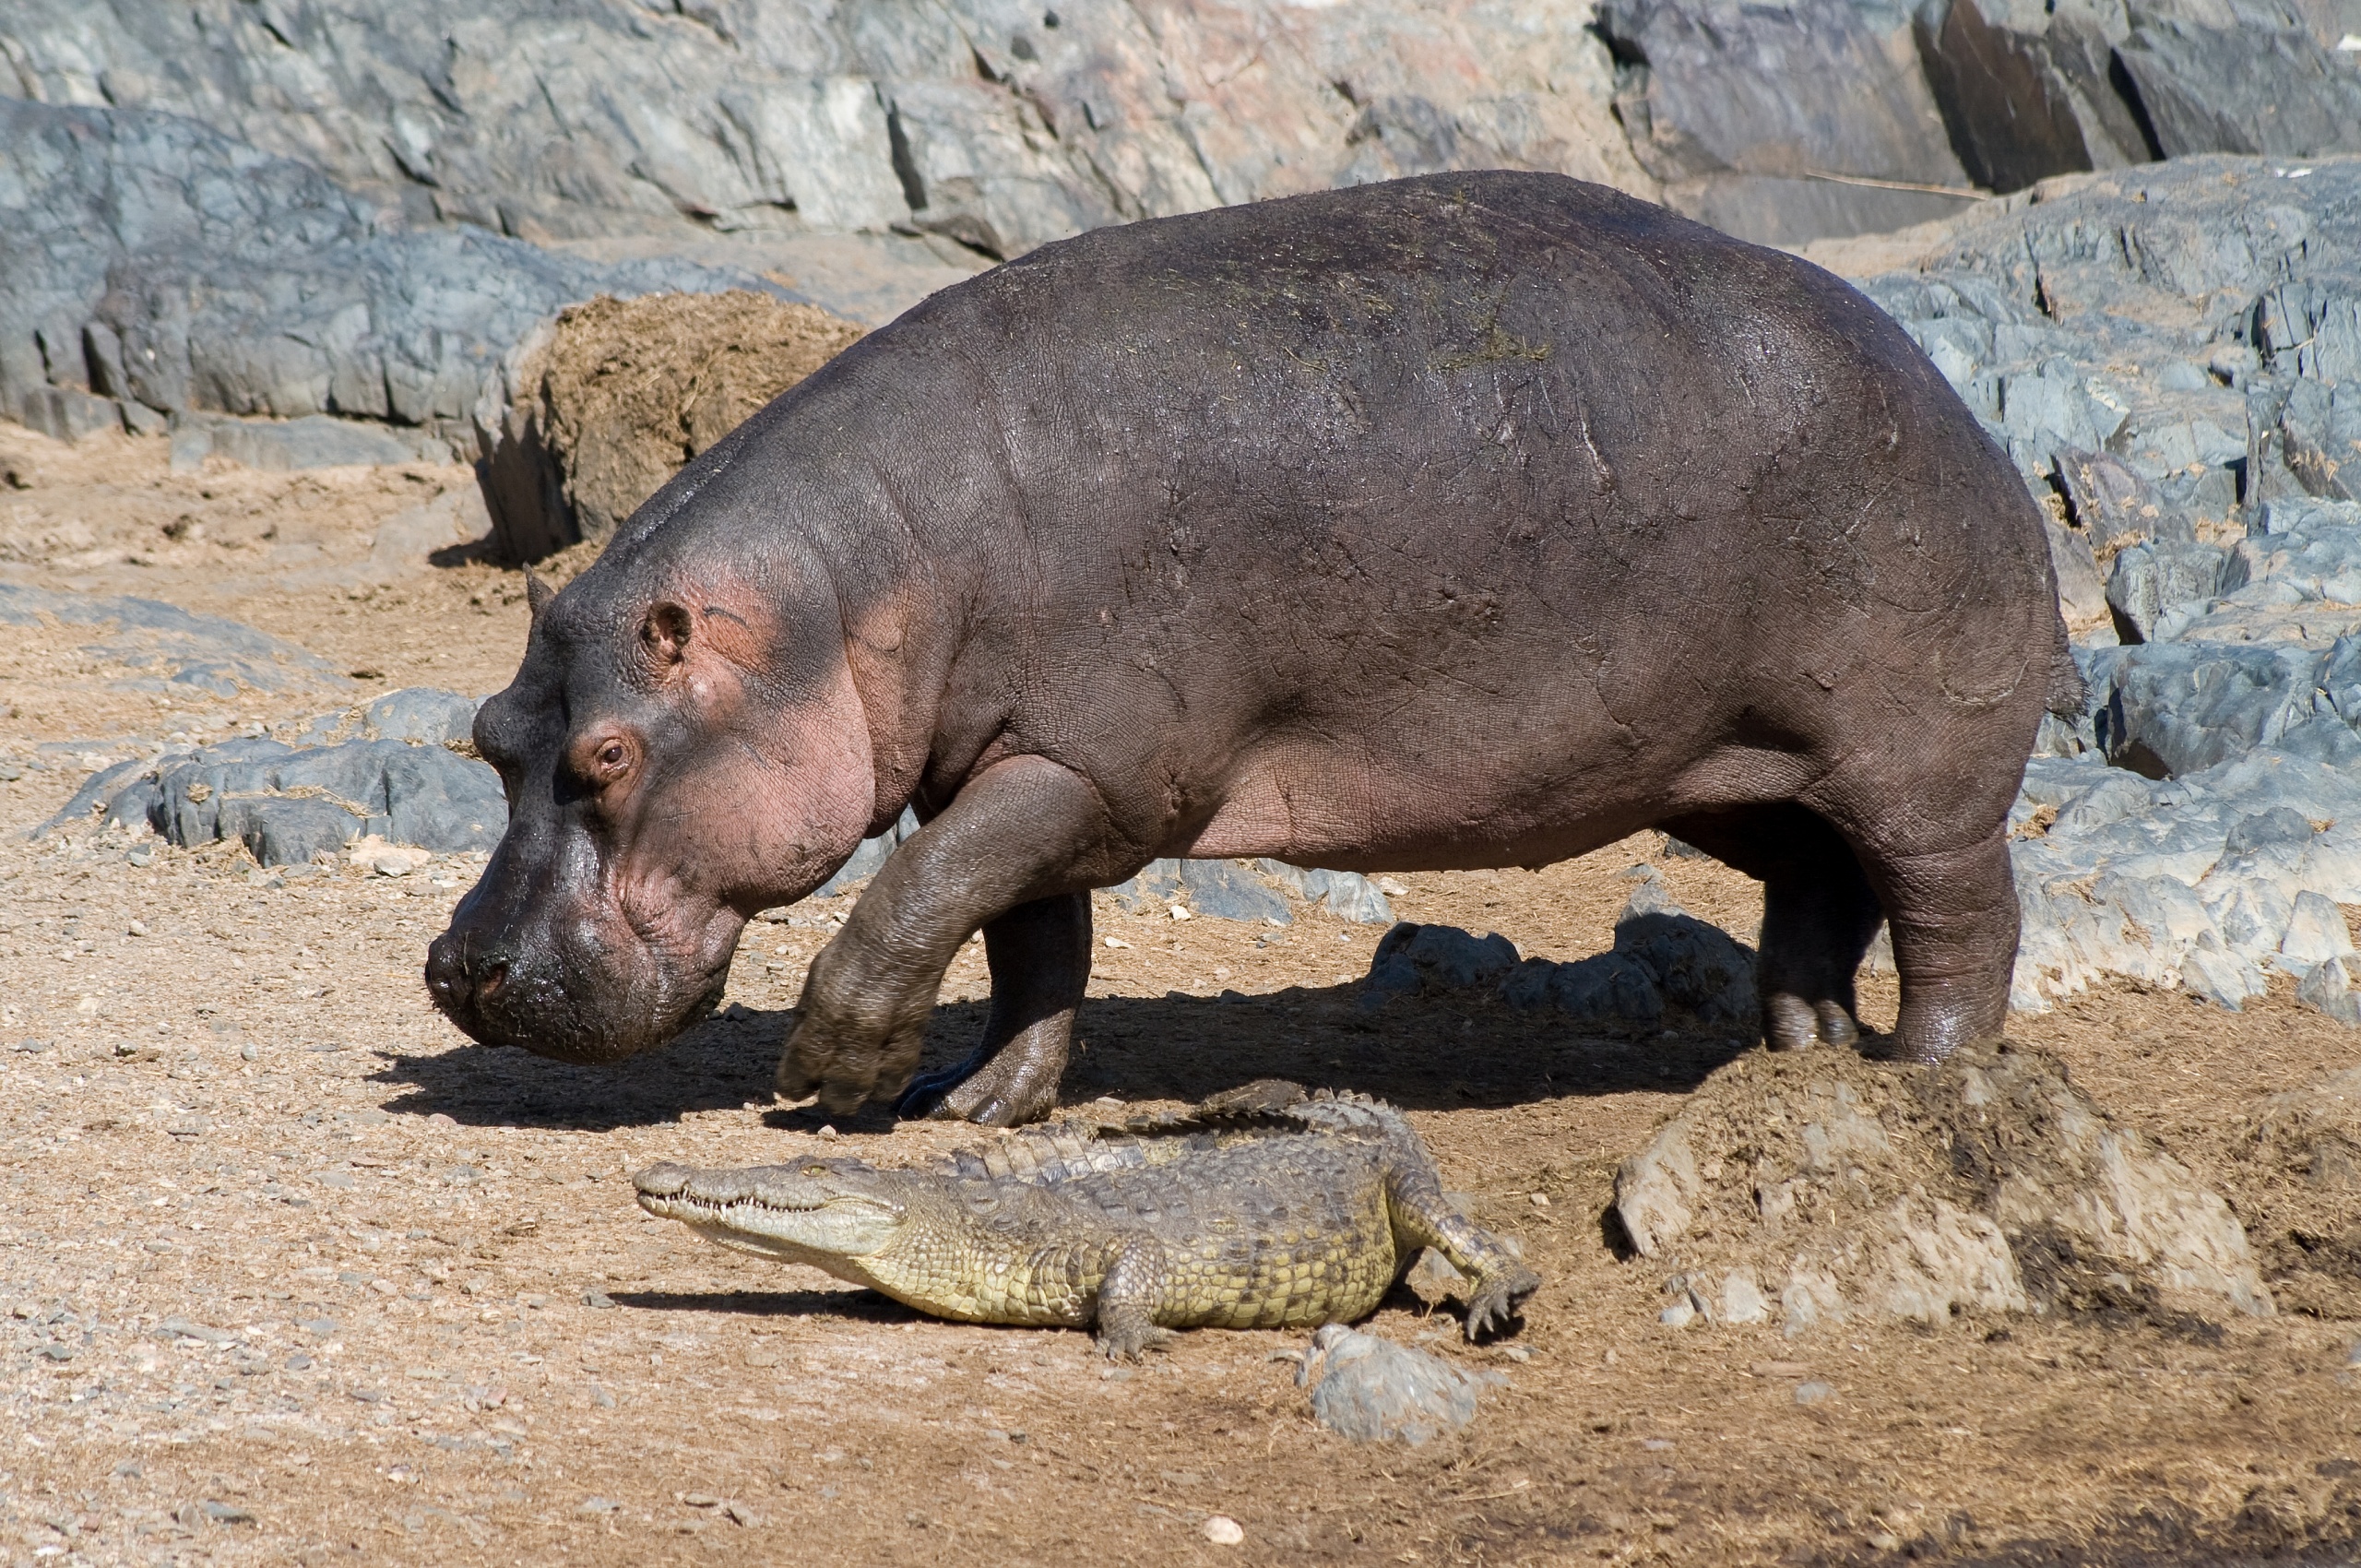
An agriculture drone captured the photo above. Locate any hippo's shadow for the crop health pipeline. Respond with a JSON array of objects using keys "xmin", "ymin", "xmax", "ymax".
[{"xmin": 367, "ymin": 982, "xmax": 1753, "ymax": 1131}]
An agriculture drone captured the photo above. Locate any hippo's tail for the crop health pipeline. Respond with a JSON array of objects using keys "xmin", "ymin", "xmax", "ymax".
[{"xmin": 2045, "ymin": 628, "xmax": 2087, "ymax": 720}]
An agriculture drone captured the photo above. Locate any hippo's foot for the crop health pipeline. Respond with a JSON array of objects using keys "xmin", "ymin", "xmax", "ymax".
[
  {"xmin": 1762, "ymin": 993, "xmax": 1861, "ymax": 1052},
  {"xmin": 896, "ymin": 1035, "xmax": 1068, "ymax": 1127}
]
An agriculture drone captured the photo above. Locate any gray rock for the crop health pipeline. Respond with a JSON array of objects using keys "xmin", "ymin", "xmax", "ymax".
[
  {"xmin": 1177, "ymin": 861, "xmax": 1293, "ymax": 925},
  {"xmin": 0, "ymin": 0, "xmax": 1646, "ymax": 267},
  {"xmin": 1294, "ymin": 1324, "xmax": 1495, "ymax": 1445},
  {"xmin": 2281, "ymin": 890, "xmax": 2356, "ymax": 970},
  {"xmin": 2256, "ymin": 275, "xmax": 2361, "ymax": 387},
  {"xmin": 2280, "ymin": 378, "xmax": 2361, "ymax": 504},
  {"xmin": 168, "ymin": 411, "xmax": 455, "ymax": 471},
  {"xmin": 42, "ymin": 728, "xmax": 504, "ymax": 863},
  {"xmin": 2106, "ymin": 540, "xmax": 2230, "ymax": 643},
  {"xmin": 16, "ymin": 385, "xmax": 125, "ymax": 443},
  {"xmin": 2115, "ymin": 17, "xmax": 2361, "ymax": 160},
  {"xmin": 1595, "ymin": 0, "xmax": 1983, "ymax": 244},
  {"xmin": 0, "ymin": 583, "xmax": 344, "ymax": 706},
  {"xmin": 1252, "ymin": 861, "xmax": 1394, "ymax": 924},
  {"xmin": 2297, "ymin": 955, "xmax": 2361, "ymax": 1025}
]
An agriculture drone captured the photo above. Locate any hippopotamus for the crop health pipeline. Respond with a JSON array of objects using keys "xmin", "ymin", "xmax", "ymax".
[{"xmin": 426, "ymin": 170, "xmax": 2080, "ymax": 1126}]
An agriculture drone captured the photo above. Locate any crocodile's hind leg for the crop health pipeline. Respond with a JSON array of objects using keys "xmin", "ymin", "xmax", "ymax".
[
  {"xmin": 1382, "ymin": 1166, "xmax": 1540, "ymax": 1340},
  {"xmin": 1093, "ymin": 1236, "xmax": 1176, "ymax": 1360}
]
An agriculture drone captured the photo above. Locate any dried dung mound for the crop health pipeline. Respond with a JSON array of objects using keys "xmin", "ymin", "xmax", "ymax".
[
  {"xmin": 476, "ymin": 291, "xmax": 865, "ymax": 559},
  {"xmin": 2236, "ymin": 1067, "xmax": 2361, "ymax": 1320},
  {"xmin": 1613, "ymin": 1042, "xmax": 2273, "ymax": 1336}
]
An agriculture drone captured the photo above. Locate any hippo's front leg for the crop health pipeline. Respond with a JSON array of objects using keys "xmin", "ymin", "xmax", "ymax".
[{"xmin": 777, "ymin": 755, "xmax": 1116, "ymax": 1123}]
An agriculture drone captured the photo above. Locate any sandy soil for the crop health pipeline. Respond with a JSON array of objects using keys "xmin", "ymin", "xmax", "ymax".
[{"xmin": 0, "ymin": 426, "xmax": 2356, "ymax": 1567}]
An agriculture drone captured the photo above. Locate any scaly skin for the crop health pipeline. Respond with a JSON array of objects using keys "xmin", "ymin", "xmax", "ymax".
[{"xmin": 633, "ymin": 1083, "xmax": 1539, "ymax": 1358}]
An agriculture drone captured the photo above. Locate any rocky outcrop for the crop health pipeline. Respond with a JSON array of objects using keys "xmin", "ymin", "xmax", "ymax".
[
  {"xmin": 1813, "ymin": 157, "xmax": 2361, "ymax": 1018},
  {"xmin": 0, "ymin": 98, "xmax": 789, "ymax": 457},
  {"xmin": 0, "ymin": 0, "xmax": 1649, "ymax": 258}
]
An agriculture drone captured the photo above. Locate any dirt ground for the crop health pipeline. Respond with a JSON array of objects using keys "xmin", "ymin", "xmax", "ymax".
[{"xmin": 0, "ymin": 425, "xmax": 2357, "ymax": 1567}]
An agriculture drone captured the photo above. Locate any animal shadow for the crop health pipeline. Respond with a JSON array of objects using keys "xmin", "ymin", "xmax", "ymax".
[{"xmin": 368, "ymin": 981, "xmax": 1753, "ymax": 1132}]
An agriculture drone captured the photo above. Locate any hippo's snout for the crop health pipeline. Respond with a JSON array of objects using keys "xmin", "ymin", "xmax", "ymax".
[{"xmin": 424, "ymin": 930, "xmax": 511, "ymax": 1016}]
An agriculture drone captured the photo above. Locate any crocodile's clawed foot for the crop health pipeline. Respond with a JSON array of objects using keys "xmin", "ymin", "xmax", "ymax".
[
  {"xmin": 1462, "ymin": 1265, "xmax": 1542, "ymax": 1341},
  {"xmin": 1094, "ymin": 1324, "xmax": 1173, "ymax": 1362}
]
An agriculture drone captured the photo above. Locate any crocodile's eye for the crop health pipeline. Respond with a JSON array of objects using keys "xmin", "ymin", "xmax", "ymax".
[{"xmin": 805, "ymin": 1166, "xmax": 827, "ymax": 1176}]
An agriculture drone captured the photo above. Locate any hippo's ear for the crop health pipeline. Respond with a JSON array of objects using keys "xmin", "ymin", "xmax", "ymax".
[
  {"xmin": 524, "ymin": 567, "xmax": 554, "ymax": 619},
  {"xmin": 640, "ymin": 601, "xmax": 693, "ymax": 668}
]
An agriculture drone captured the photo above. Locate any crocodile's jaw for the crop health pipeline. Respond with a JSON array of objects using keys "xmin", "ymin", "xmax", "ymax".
[{"xmin": 634, "ymin": 1161, "xmax": 906, "ymax": 1266}]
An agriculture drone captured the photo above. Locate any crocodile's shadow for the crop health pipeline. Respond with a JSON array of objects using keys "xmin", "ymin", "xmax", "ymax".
[
  {"xmin": 367, "ymin": 984, "xmax": 1754, "ymax": 1132},
  {"xmin": 602, "ymin": 1287, "xmax": 919, "ymax": 1325}
]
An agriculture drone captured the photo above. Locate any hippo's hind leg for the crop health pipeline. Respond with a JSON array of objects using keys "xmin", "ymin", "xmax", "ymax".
[
  {"xmin": 1845, "ymin": 828, "xmax": 2019, "ymax": 1063},
  {"xmin": 895, "ymin": 892, "xmax": 1090, "ymax": 1126},
  {"xmin": 1662, "ymin": 804, "xmax": 1884, "ymax": 1052}
]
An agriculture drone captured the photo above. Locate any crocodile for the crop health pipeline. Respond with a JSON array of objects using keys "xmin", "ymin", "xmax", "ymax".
[{"xmin": 633, "ymin": 1082, "xmax": 1539, "ymax": 1358}]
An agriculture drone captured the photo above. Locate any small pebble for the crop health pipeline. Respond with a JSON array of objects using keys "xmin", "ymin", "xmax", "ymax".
[
  {"xmin": 126, "ymin": 919, "xmax": 148, "ymax": 936},
  {"xmin": 817, "ymin": 1124, "xmax": 839, "ymax": 1141},
  {"xmin": 1103, "ymin": 935, "xmax": 1132, "ymax": 949},
  {"xmin": 1795, "ymin": 1381, "xmax": 1833, "ymax": 1405},
  {"xmin": 1168, "ymin": 904, "xmax": 1192, "ymax": 921},
  {"xmin": 1529, "ymin": 1192, "xmax": 1551, "ymax": 1208},
  {"xmin": 241, "ymin": 1042, "xmax": 259, "ymax": 1061},
  {"xmin": 1202, "ymin": 1515, "xmax": 1244, "ymax": 1546},
  {"xmin": 1495, "ymin": 1344, "xmax": 1531, "ymax": 1363}
]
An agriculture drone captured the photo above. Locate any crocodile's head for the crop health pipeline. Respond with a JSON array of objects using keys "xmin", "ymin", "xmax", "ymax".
[{"xmin": 633, "ymin": 1159, "xmax": 908, "ymax": 1265}]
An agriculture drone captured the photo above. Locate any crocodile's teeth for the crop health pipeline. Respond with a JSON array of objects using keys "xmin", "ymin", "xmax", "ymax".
[{"xmin": 633, "ymin": 1162, "xmax": 694, "ymax": 1199}]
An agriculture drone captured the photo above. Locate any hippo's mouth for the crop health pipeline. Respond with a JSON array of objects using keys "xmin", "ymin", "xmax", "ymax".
[{"xmin": 424, "ymin": 924, "xmax": 731, "ymax": 1064}]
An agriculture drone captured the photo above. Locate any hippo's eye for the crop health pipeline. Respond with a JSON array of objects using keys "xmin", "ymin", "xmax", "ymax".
[{"xmin": 598, "ymin": 742, "xmax": 627, "ymax": 770}]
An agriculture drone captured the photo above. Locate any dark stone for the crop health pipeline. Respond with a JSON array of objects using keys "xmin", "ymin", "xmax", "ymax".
[
  {"xmin": 1365, "ymin": 922, "xmax": 1520, "ymax": 997},
  {"xmin": 1613, "ymin": 909, "xmax": 1756, "ymax": 1024},
  {"xmin": 1549, "ymin": 951, "xmax": 1668, "ymax": 1028},
  {"xmin": 1913, "ymin": 0, "xmax": 2146, "ymax": 194},
  {"xmin": 219, "ymin": 795, "xmax": 363, "ymax": 867},
  {"xmin": 382, "ymin": 744, "xmax": 506, "ymax": 854}
]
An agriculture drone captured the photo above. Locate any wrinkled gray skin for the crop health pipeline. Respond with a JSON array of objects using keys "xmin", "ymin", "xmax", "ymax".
[{"xmin": 427, "ymin": 172, "xmax": 2078, "ymax": 1126}]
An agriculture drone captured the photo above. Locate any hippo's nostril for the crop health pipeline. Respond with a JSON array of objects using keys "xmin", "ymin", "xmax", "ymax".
[
  {"xmin": 476, "ymin": 961, "xmax": 510, "ymax": 1001},
  {"xmin": 424, "ymin": 933, "xmax": 472, "ymax": 1006}
]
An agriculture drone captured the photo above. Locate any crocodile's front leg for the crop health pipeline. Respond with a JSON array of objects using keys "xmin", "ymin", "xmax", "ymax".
[
  {"xmin": 1092, "ymin": 1236, "xmax": 1176, "ymax": 1360},
  {"xmin": 1384, "ymin": 1169, "xmax": 1542, "ymax": 1340}
]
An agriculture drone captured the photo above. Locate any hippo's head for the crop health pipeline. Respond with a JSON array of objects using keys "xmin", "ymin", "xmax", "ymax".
[{"xmin": 425, "ymin": 548, "xmax": 878, "ymax": 1063}]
